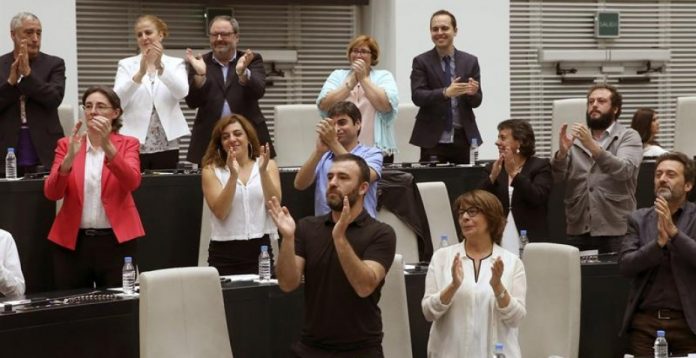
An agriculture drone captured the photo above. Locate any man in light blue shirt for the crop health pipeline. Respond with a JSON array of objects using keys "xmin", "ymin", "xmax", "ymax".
[{"xmin": 294, "ymin": 101, "xmax": 383, "ymax": 218}]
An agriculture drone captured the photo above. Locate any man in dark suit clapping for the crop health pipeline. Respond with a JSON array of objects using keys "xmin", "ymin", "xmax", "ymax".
[
  {"xmin": 0, "ymin": 12, "xmax": 66, "ymax": 176},
  {"xmin": 184, "ymin": 15, "xmax": 274, "ymax": 165},
  {"xmin": 409, "ymin": 9, "xmax": 483, "ymax": 164},
  {"xmin": 619, "ymin": 151, "xmax": 696, "ymax": 356}
]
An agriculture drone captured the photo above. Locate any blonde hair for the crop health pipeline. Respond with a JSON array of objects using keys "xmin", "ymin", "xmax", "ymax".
[
  {"xmin": 347, "ymin": 35, "xmax": 380, "ymax": 66},
  {"xmin": 135, "ymin": 15, "xmax": 169, "ymax": 38}
]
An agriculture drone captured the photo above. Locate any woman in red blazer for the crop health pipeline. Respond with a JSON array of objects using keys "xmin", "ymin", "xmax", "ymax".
[{"xmin": 44, "ymin": 85, "xmax": 144, "ymax": 289}]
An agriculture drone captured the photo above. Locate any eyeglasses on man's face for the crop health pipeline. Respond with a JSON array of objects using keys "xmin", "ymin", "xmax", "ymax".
[
  {"xmin": 209, "ymin": 32, "xmax": 235, "ymax": 39},
  {"xmin": 458, "ymin": 206, "xmax": 481, "ymax": 217}
]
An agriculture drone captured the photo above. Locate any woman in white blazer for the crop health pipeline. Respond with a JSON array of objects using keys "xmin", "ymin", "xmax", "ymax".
[
  {"xmin": 114, "ymin": 15, "xmax": 190, "ymax": 170},
  {"xmin": 422, "ymin": 190, "xmax": 527, "ymax": 358}
]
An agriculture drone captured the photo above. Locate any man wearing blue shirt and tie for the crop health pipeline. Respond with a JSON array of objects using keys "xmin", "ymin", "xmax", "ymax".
[{"xmin": 409, "ymin": 9, "xmax": 483, "ymax": 164}]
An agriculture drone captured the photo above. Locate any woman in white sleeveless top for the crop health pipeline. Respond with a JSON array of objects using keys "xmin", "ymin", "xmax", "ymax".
[{"xmin": 201, "ymin": 114, "xmax": 281, "ymax": 275}]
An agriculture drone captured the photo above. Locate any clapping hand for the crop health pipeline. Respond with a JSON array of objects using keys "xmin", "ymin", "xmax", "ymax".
[
  {"xmin": 557, "ymin": 124, "xmax": 573, "ymax": 158},
  {"xmin": 450, "ymin": 253, "xmax": 464, "ymax": 289},
  {"xmin": 185, "ymin": 48, "xmax": 206, "ymax": 76},
  {"xmin": 226, "ymin": 147, "xmax": 240, "ymax": 179},
  {"xmin": 236, "ymin": 49, "xmax": 254, "ymax": 76},
  {"xmin": 8, "ymin": 40, "xmax": 30, "ymax": 85},
  {"xmin": 88, "ymin": 115, "xmax": 113, "ymax": 146},
  {"xmin": 267, "ymin": 196, "xmax": 296, "ymax": 239},
  {"xmin": 67, "ymin": 122, "xmax": 84, "ymax": 157},
  {"xmin": 17, "ymin": 40, "xmax": 31, "ymax": 76},
  {"xmin": 655, "ymin": 195, "xmax": 677, "ymax": 247},
  {"xmin": 315, "ymin": 118, "xmax": 337, "ymax": 153},
  {"xmin": 60, "ymin": 122, "xmax": 84, "ymax": 173},
  {"xmin": 351, "ymin": 59, "xmax": 369, "ymax": 82},
  {"xmin": 332, "ymin": 195, "xmax": 352, "ymax": 240},
  {"xmin": 489, "ymin": 256, "xmax": 504, "ymax": 292},
  {"xmin": 258, "ymin": 143, "xmax": 271, "ymax": 173},
  {"xmin": 464, "ymin": 77, "xmax": 479, "ymax": 95}
]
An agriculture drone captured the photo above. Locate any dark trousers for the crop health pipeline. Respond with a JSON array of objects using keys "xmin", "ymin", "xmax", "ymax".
[
  {"xmin": 52, "ymin": 229, "xmax": 137, "ymax": 290},
  {"xmin": 628, "ymin": 310, "xmax": 696, "ymax": 356},
  {"xmin": 418, "ymin": 128, "xmax": 471, "ymax": 164},
  {"xmin": 567, "ymin": 234, "xmax": 623, "ymax": 254},
  {"xmin": 140, "ymin": 149, "xmax": 179, "ymax": 171},
  {"xmin": 291, "ymin": 340, "xmax": 383, "ymax": 358},
  {"xmin": 208, "ymin": 235, "xmax": 273, "ymax": 275}
]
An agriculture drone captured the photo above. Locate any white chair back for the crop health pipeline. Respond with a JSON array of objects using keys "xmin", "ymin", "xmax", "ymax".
[
  {"xmin": 58, "ymin": 104, "xmax": 74, "ymax": 136},
  {"xmin": 273, "ymin": 104, "xmax": 321, "ymax": 167},
  {"xmin": 551, "ymin": 98, "xmax": 586, "ymax": 154},
  {"xmin": 139, "ymin": 266, "xmax": 233, "ymax": 358},
  {"xmin": 519, "ymin": 243, "xmax": 581, "ymax": 358},
  {"xmin": 394, "ymin": 103, "xmax": 420, "ymax": 163},
  {"xmin": 415, "ymin": 182, "xmax": 458, "ymax": 251},
  {"xmin": 378, "ymin": 254, "xmax": 412, "ymax": 358},
  {"xmin": 674, "ymin": 96, "xmax": 696, "ymax": 156},
  {"xmin": 377, "ymin": 208, "xmax": 419, "ymax": 263}
]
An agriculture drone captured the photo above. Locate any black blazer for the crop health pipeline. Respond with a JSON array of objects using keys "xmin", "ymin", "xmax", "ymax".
[
  {"xmin": 0, "ymin": 51, "xmax": 66, "ymax": 172},
  {"xmin": 479, "ymin": 156, "xmax": 552, "ymax": 241},
  {"xmin": 185, "ymin": 50, "xmax": 274, "ymax": 164},
  {"xmin": 409, "ymin": 48, "xmax": 482, "ymax": 148},
  {"xmin": 619, "ymin": 202, "xmax": 696, "ymax": 335}
]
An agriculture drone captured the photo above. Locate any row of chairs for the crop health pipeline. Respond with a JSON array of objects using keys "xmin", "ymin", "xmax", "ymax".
[
  {"xmin": 138, "ymin": 245, "xmax": 581, "ymax": 358},
  {"xmin": 181, "ymin": 181, "xmax": 581, "ymax": 357}
]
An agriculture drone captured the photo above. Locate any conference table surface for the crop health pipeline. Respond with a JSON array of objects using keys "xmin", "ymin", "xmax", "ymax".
[
  {"xmin": 1, "ymin": 263, "xmax": 629, "ymax": 358},
  {"xmin": 0, "ymin": 162, "xmax": 672, "ymax": 357}
]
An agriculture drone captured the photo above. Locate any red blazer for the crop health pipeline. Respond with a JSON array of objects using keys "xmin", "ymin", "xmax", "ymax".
[{"xmin": 44, "ymin": 133, "xmax": 145, "ymax": 250}]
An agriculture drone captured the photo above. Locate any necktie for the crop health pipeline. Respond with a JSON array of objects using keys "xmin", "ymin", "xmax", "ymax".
[
  {"xmin": 443, "ymin": 56, "xmax": 453, "ymax": 132},
  {"xmin": 20, "ymin": 95, "xmax": 27, "ymax": 125}
]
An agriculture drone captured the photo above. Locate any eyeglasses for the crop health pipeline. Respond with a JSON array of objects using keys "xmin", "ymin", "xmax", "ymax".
[
  {"xmin": 81, "ymin": 104, "xmax": 113, "ymax": 113},
  {"xmin": 458, "ymin": 206, "xmax": 481, "ymax": 217},
  {"xmin": 351, "ymin": 49, "xmax": 372, "ymax": 55},
  {"xmin": 209, "ymin": 32, "xmax": 235, "ymax": 38}
]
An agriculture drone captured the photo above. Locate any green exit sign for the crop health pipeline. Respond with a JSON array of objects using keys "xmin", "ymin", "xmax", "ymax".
[{"xmin": 596, "ymin": 11, "xmax": 620, "ymax": 38}]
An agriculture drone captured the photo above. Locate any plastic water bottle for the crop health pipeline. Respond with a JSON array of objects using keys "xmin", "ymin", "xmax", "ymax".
[
  {"xmin": 469, "ymin": 138, "xmax": 479, "ymax": 165},
  {"xmin": 519, "ymin": 229, "xmax": 529, "ymax": 258},
  {"xmin": 5, "ymin": 147, "xmax": 17, "ymax": 179},
  {"xmin": 440, "ymin": 234, "xmax": 449, "ymax": 249},
  {"xmin": 122, "ymin": 257, "xmax": 136, "ymax": 294},
  {"xmin": 258, "ymin": 245, "xmax": 271, "ymax": 281},
  {"xmin": 492, "ymin": 342, "xmax": 506, "ymax": 358},
  {"xmin": 654, "ymin": 330, "xmax": 668, "ymax": 358}
]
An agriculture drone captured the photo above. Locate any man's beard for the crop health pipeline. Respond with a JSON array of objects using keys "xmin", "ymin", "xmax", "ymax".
[
  {"xmin": 586, "ymin": 111, "xmax": 615, "ymax": 131},
  {"xmin": 656, "ymin": 186, "xmax": 673, "ymax": 201},
  {"xmin": 327, "ymin": 186, "xmax": 360, "ymax": 211}
]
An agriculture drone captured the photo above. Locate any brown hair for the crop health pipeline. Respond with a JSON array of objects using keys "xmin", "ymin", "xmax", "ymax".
[
  {"xmin": 453, "ymin": 190, "xmax": 506, "ymax": 245},
  {"xmin": 135, "ymin": 15, "xmax": 169, "ymax": 38},
  {"xmin": 430, "ymin": 9, "xmax": 457, "ymax": 30},
  {"xmin": 630, "ymin": 108, "xmax": 657, "ymax": 145},
  {"xmin": 497, "ymin": 119, "xmax": 536, "ymax": 157},
  {"xmin": 656, "ymin": 151, "xmax": 696, "ymax": 186},
  {"xmin": 587, "ymin": 83, "xmax": 623, "ymax": 119},
  {"xmin": 201, "ymin": 114, "xmax": 261, "ymax": 168},
  {"xmin": 347, "ymin": 35, "xmax": 380, "ymax": 66},
  {"xmin": 81, "ymin": 86, "xmax": 123, "ymax": 132}
]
